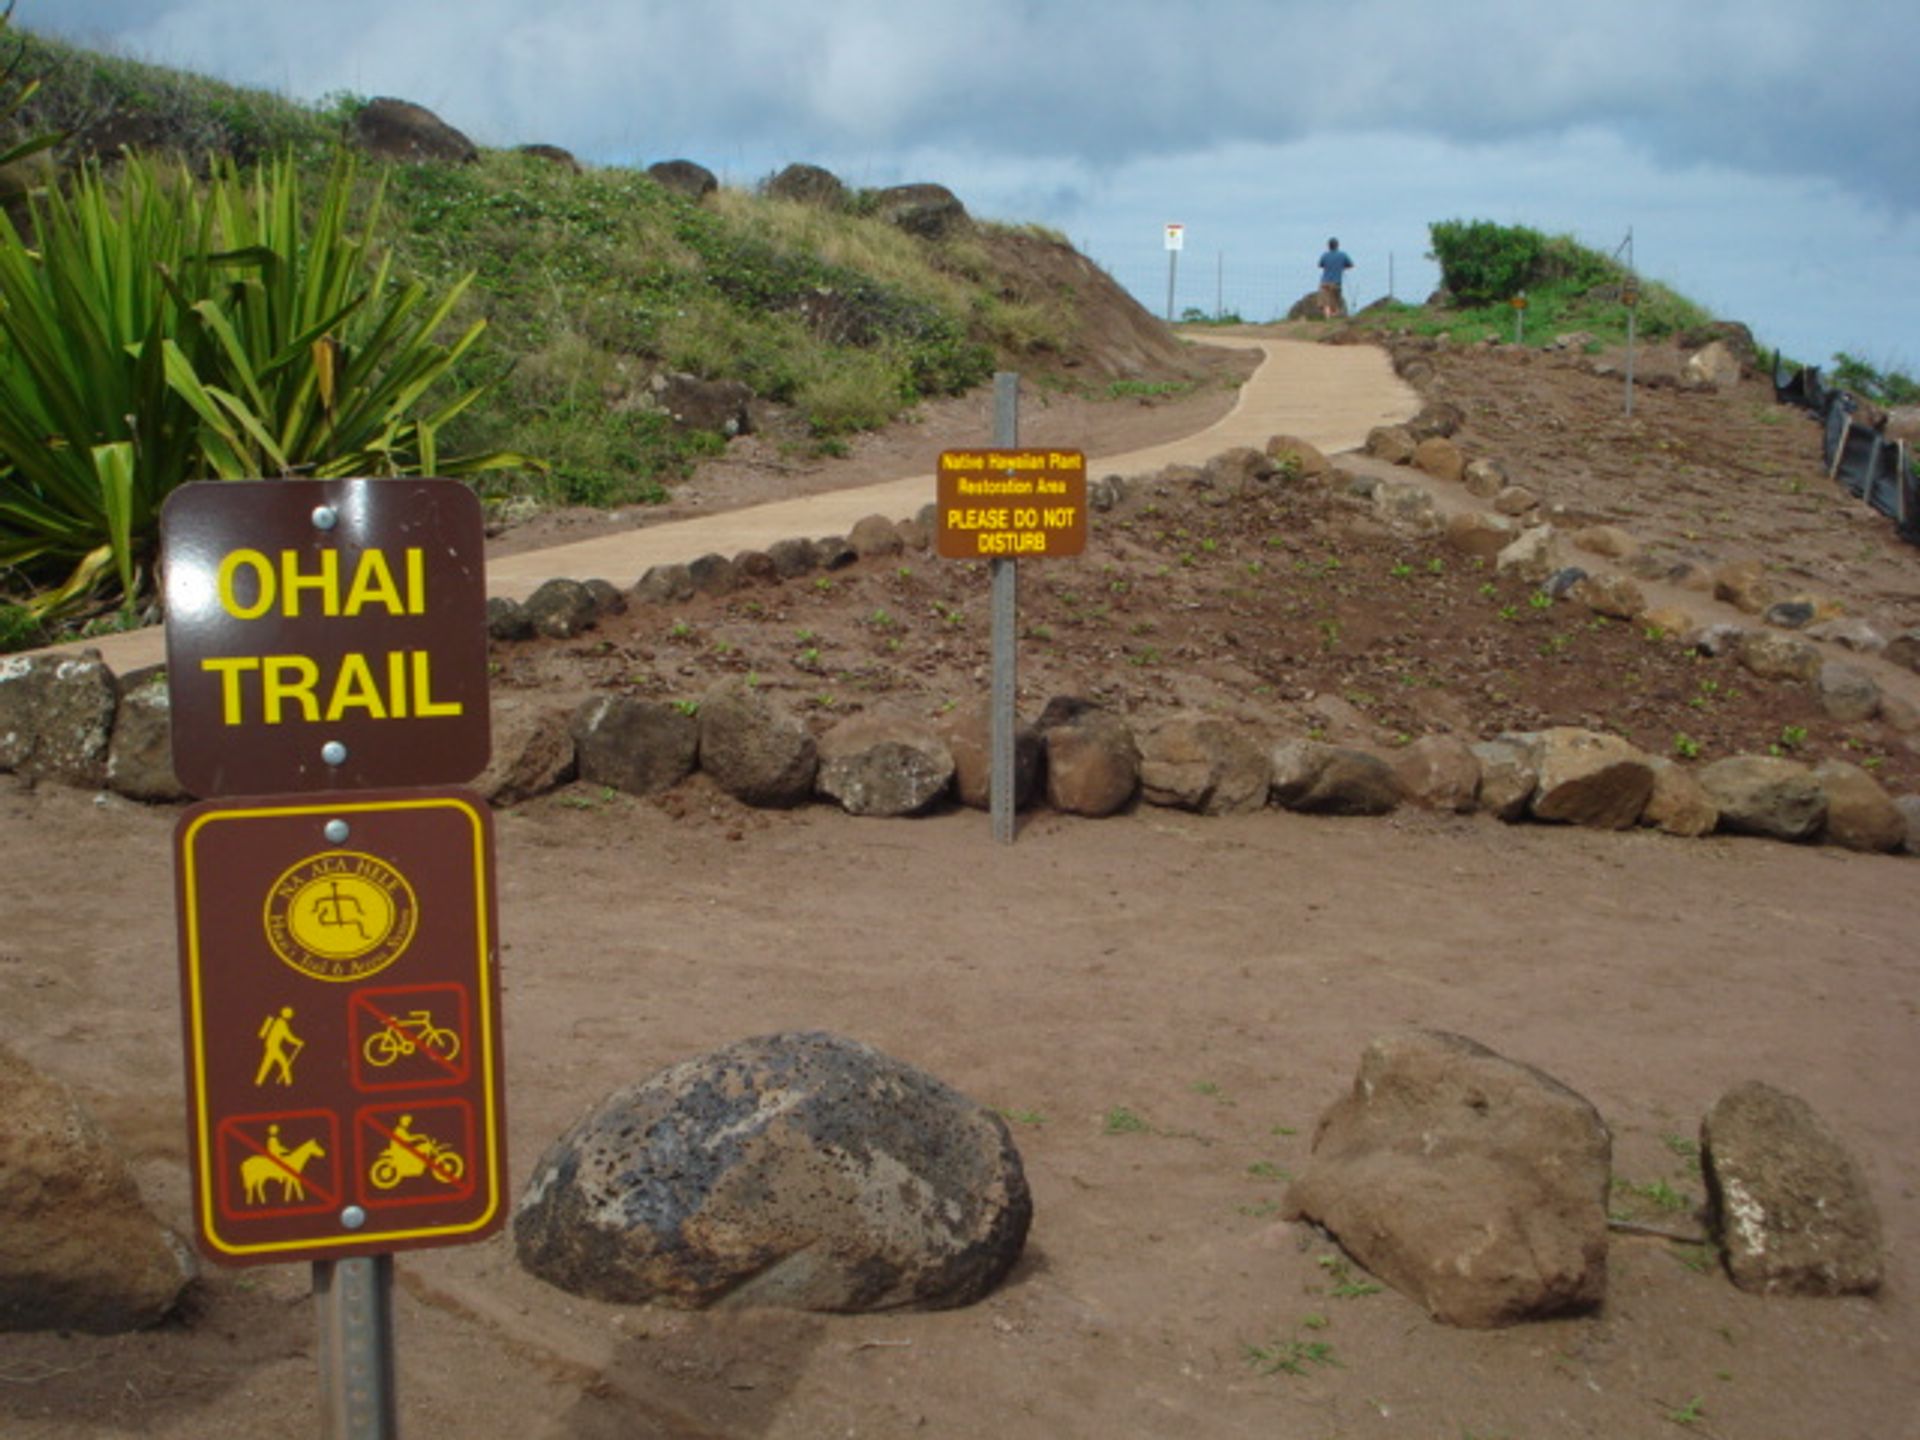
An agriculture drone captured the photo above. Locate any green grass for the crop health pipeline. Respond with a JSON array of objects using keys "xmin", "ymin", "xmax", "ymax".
[{"xmin": 1245, "ymin": 1332, "xmax": 1341, "ymax": 1377}]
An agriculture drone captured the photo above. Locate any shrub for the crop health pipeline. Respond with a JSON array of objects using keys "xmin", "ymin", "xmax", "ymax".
[{"xmin": 0, "ymin": 150, "xmax": 523, "ymax": 620}]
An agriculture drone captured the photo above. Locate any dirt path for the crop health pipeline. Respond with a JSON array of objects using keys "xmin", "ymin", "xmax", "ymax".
[
  {"xmin": 1, "ymin": 784, "xmax": 1914, "ymax": 1439},
  {"xmin": 38, "ymin": 338, "xmax": 1415, "ymax": 675},
  {"xmin": 6, "ymin": 331, "xmax": 1918, "ymax": 1440}
]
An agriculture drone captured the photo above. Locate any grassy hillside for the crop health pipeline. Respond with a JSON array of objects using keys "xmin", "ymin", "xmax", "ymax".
[
  {"xmin": 0, "ymin": 27, "xmax": 1182, "ymax": 640},
  {"xmin": 1, "ymin": 28, "xmax": 1092, "ymax": 503}
]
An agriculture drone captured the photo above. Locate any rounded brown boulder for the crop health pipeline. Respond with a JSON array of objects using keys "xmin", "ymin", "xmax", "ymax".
[{"xmin": 513, "ymin": 1031, "xmax": 1031, "ymax": 1311}]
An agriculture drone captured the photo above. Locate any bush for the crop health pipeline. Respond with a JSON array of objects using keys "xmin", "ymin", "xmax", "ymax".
[
  {"xmin": 0, "ymin": 151, "xmax": 522, "ymax": 620},
  {"xmin": 1830, "ymin": 352, "xmax": 1920, "ymax": 407},
  {"xmin": 1428, "ymin": 219, "xmax": 1548, "ymax": 304}
]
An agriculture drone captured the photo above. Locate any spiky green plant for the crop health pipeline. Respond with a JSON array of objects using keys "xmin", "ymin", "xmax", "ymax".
[{"xmin": 0, "ymin": 149, "xmax": 528, "ymax": 621}]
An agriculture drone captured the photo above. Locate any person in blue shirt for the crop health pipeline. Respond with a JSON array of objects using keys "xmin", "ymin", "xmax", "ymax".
[{"xmin": 1317, "ymin": 238, "xmax": 1354, "ymax": 318}]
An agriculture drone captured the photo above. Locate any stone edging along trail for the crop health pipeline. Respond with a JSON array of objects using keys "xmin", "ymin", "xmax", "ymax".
[
  {"xmin": 11, "ymin": 334, "xmax": 1917, "ymax": 854},
  {"xmin": 26, "ymin": 337, "xmax": 1417, "ymax": 676}
]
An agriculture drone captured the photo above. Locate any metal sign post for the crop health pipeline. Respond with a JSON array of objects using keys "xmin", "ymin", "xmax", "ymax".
[
  {"xmin": 1511, "ymin": 291, "xmax": 1528, "ymax": 345},
  {"xmin": 316, "ymin": 1255, "xmax": 397, "ymax": 1437},
  {"xmin": 161, "ymin": 476, "xmax": 505, "ymax": 1438},
  {"xmin": 1623, "ymin": 279, "xmax": 1640, "ymax": 416},
  {"xmin": 991, "ymin": 375, "xmax": 1019, "ymax": 845},
  {"xmin": 1164, "ymin": 223, "xmax": 1184, "ymax": 322},
  {"xmin": 935, "ymin": 383, "xmax": 1088, "ymax": 844}
]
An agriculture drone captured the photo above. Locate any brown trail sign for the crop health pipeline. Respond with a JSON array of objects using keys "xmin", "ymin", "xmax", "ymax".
[{"xmin": 174, "ymin": 788, "xmax": 505, "ymax": 1265}]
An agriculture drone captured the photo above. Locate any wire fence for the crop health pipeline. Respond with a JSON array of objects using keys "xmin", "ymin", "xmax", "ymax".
[
  {"xmin": 1080, "ymin": 223, "xmax": 1639, "ymax": 326},
  {"xmin": 1079, "ymin": 240, "xmax": 1422, "ymax": 324}
]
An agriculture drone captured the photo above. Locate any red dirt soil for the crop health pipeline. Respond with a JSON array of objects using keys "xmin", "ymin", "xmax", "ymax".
[{"xmin": 2, "ymin": 328, "xmax": 1917, "ymax": 1440}]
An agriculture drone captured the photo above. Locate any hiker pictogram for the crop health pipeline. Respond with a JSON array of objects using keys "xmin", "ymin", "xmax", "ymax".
[
  {"xmin": 368, "ymin": 1111, "xmax": 466, "ymax": 1191},
  {"xmin": 253, "ymin": 1006, "xmax": 304, "ymax": 1086}
]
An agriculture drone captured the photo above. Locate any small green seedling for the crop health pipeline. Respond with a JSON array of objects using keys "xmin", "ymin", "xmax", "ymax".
[
  {"xmin": 1666, "ymin": 1396, "xmax": 1705, "ymax": 1427},
  {"xmin": 1103, "ymin": 1106, "xmax": 1150, "ymax": 1135},
  {"xmin": 1316, "ymin": 1252, "xmax": 1382, "ymax": 1298},
  {"xmin": 1244, "ymin": 1334, "xmax": 1341, "ymax": 1377}
]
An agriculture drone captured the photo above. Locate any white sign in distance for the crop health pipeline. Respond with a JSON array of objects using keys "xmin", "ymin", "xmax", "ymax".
[{"xmin": 1164, "ymin": 223, "xmax": 1185, "ymax": 252}]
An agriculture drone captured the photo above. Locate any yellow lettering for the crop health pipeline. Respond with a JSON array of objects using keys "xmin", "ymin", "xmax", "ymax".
[
  {"xmin": 262, "ymin": 655, "xmax": 320, "ymax": 723},
  {"xmin": 342, "ymin": 551, "xmax": 403, "ymax": 617},
  {"xmin": 323, "ymin": 653, "xmax": 387, "ymax": 721},
  {"xmin": 278, "ymin": 549, "xmax": 340, "ymax": 619},
  {"xmin": 387, "ymin": 650, "xmax": 410, "ymax": 719},
  {"xmin": 405, "ymin": 547, "xmax": 426, "ymax": 615},
  {"xmin": 201, "ymin": 656, "xmax": 260, "ymax": 723},
  {"xmin": 216, "ymin": 550, "xmax": 275, "ymax": 620},
  {"xmin": 410, "ymin": 651, "xmax": 462, "ymax": 719}
]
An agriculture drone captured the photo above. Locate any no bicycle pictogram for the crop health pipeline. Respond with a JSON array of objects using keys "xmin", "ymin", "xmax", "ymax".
[{"xmin": 351, "ymin": 983, "xmax": 470, "ymax": 1090}]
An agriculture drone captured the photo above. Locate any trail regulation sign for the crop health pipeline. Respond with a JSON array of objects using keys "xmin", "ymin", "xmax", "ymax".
[{"xmin": 174, "ymin": 788, "xmax": 506, "ymax": 1265}]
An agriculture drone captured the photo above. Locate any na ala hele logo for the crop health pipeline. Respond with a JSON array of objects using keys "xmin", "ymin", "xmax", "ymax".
[{"xmin": 263, "ymin": 850, "xmax": 419, "ymax": 981}]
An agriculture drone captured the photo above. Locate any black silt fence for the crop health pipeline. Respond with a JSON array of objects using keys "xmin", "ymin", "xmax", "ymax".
[{"xmin": 1773, "ymin": 355, "xmax": 1920, "ymax": 544}]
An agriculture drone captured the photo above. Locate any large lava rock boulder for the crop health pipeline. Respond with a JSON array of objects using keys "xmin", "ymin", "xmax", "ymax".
[
  {"xmin": 0, "ymin": 1045, "xmax": 195, "ymax": 1332},
  {"xmin": 105, "ymin": 666, "xmax": 187, "ymax": 802},
  {"xmin": 0, "ymin": 650, "xmax": 118, "ymax": 788},
  {"xmin": 871, "ymin": 183, "xmax": 969, "ymax": 240},
  {"xmin": 938, "ymin": 704, "xmax": 1042, "ymax": 811},
  {"xmin": 476, "ymin": 695, "xmax": 577, "ymax": 806},
  {"xmin": 816, "ymin": 714, "xmax": 953, "ymax": 816},
  {"xmin": 514, "ymin": 1031, "xmax": 1031, "ymax": 1311},
  {"xmin": 1700, "ymin": 1082, "xmax": 1882, "ymax": 1296},
  {"xmin": 524, "ymin": 577, "xmax": 599, "ymax": 639},
  {"xmin": 647, "ymin": 159, "xmax": 718, "ymax": 201},
  {"xmin": 352, "ymin": 97, "xmax": 478, "ymax": 164},
  {"xmin": 766, "ymin": 163, "xmax": 847, "ymax": 208},
  {"xmin": 1039, "ymin": 698, "xmax": 1138, "ymax": 817},
  {"xmin": 572, "ymin": 696, "xmax": 699, "ymax": 796},
  {"xmin": 1138, "ymin": 714, "xmax": 1269, "ymax": 815},
  {"xmin": 1268, "ymin": 739, "xmax": 1402, "ymax": 816},
  {"xmin": 1697, "ymin": 755, "xmax": 1827, "ymax": 841},
  {"xmin": 1524, "ymin": 727, "xmax": 1654, "ymax": 829},
  {"xmin": 1283, "ymin": 1031, "xmax": 1612, "ymax": 1329},
  {"xmin": 651, "ymin": 372, "xmax": 754, "ymax": 437},
  {"xmin": 698, "ymin": 679, "xmax": 818, "ymax": 807}
]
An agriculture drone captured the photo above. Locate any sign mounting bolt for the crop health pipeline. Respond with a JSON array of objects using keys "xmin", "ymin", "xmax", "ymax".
[
  {"xmin": 324, "ymin": 819, "xmax": 350, "ymax": 843},
  {"xmin": 321, "ymin": 741, "xmax": 348, "ymax": 766},
  {"xmin": 311, "ymin": 504, "xmax": 338, "ymax": 531},
  {"xmin": 340, "ymin": 1205, "xmax": 367, "ymax": 1230}
]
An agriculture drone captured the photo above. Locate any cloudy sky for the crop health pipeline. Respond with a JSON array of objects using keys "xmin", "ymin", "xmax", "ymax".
[{"xmin": 27, "ymin": 0, "xmax": 1920, "ymax": 372}]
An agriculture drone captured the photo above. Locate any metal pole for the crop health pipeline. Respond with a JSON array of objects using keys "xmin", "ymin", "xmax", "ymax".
[
  {"xmin": 990, "ymin": 373, "xmax": 1019, "ymax": 845},
  {"xmin": 1165, "ymin": 249, "xmax": 1178, "ymax": 323},
  {"xmin": 1624, "ymin": 305, "xmax": 1637, "ymax": 416},
  {"xmin": 1388, "ymin": 251, "xmax": 1395, "ymax": 300},
  {"xmin": 316, "ymin": 1256, "xmax": 398, "ymax": 1438},
  {"xmin": 1215, "ymin": 251, "xmax": 1223, "ymax": 320}
]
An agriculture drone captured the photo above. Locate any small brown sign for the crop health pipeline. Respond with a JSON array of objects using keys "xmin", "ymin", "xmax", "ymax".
[
  {"xmin": 160, "ymin": 478, "xmax": 490, "ymax": 797},
  {"xmin": 936, "ymin": 449, "xmax": 1087, "ymax": 559},
  {"xmin": 174, "ymin": 787, "xmax": 505, "ymax": 1265}
]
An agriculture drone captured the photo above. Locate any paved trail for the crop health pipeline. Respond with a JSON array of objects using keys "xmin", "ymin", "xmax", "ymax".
[{"xmin": 47, "ymin": 338, "xmax": 1417, "ymax": 673}]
